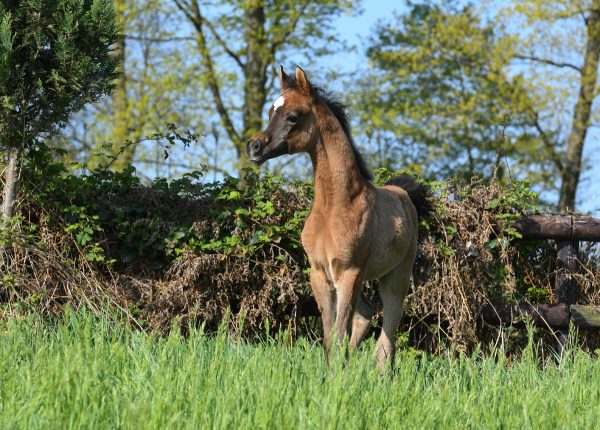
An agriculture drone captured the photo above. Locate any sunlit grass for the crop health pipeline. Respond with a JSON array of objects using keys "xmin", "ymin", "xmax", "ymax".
[{"xmin": 1, "ymin": 311, "xmax": 600, "ymax": 429}]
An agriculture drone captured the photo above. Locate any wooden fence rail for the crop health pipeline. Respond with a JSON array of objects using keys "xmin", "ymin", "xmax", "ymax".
[
  {"xmin": 501, "ymin": 214, "xmax": 600, "ymax": 241},
  {"xmin": 486, "ymin": 214, "xmax": 600, "ymax": 331}
]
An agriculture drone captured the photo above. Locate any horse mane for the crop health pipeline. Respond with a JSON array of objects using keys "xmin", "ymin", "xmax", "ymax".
[{"xmin": 286, "ymin": 77, "xmax": 373, "ymax": 181}]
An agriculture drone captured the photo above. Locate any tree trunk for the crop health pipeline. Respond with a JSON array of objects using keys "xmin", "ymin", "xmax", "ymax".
[
  {"xmin": 241, "ymin": 3, "xmax": 268, "ymax": 174},
  {"xmin": 1, "ymin": 146, "xmax": 22, "ymax": 224},
  {"xmin": 111, "ymin": 0, "xmax": 135, "ymax": 171},
  {"xmin": 558, "ymin": 0, "xmax": 600, "ymax": 212},
  {"xmin": 1, "ymin": 146, "xmax": 22, "ymax": 266}
]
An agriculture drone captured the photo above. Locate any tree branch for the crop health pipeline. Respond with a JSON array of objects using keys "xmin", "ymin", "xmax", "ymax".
[
  {"xmin": 514, "ymin": 54, "xmax": 582, "ymax": 73},
  {"xmin": 125, "ymin": 34, "xmax": 195, "ymax": 43},
  {"xmin": 199, "ymin": 16, "xmax": 245, "ymax": 69},
  {"xmin": 172, "ymin": 0, "xmax": 242, "ymax": 146},
  {"xmin": 530, "ymin": 110, "xmax": 564, "ymax": 173},
  {"xmin": 497, "ymin": 73, "xmax": 565, "ymax": 172},
  {"xmin": 270, "ymin": 2, "xmax": 310, "ymax": 52}
]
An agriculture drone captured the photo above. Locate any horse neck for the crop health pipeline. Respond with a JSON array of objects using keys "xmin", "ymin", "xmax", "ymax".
[{"xmin": 309, "ymin": 106, "xmax": 368, "ymax": 211}]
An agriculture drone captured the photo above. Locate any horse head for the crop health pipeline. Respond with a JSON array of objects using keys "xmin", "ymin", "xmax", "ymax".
[{"xmin": 246, "ymin": 66, "xmax": 317, "ymax": 165}]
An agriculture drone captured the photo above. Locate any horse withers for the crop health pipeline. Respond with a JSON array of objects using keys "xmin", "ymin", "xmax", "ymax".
[{"xmin": 246, "ymin": 66, "xmax": 431, "ymax": 367}]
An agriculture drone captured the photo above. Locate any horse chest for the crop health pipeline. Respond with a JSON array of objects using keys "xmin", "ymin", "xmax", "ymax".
[{"xmin": 301, "ymin": 207, "xmax": 371, "ymax": 274}]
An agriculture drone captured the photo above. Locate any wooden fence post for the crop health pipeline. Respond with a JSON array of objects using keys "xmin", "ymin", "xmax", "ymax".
[
  {"xmin": 555, "ymin": 240, "xmax": 579, "ymax": 304},
  {"xmin": 554, "ymin": 240, "xmax": 579, "ymax": 354}
]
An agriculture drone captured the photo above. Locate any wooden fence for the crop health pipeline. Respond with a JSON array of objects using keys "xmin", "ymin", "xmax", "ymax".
[{"xmin": 482, "ymin": 214, "xmax": 600, "ymax": 330}]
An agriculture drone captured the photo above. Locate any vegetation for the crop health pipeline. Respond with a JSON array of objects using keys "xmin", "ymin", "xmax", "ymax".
[
  {"xmin": 70, "ymin": 0, "xmax": 359, "ymax": 173},
  {"xmin": 2, "ymin": 311, "xmax": 600, "ymax": 429},
  {"xmin": 356, "ymin": 1, "xmax": 600, "ymax": 212},
  {"xmin": 500, "ymin": 0, "xmax": 600, "ymax": 212},
  {"xmin": 354, "ymin": 3, "xmax": 542, "ymax": 181},
  {"xmin": 2, "ymin": 147, "xmax": 599, "ymax": 352},
  {"xmin": 1, "ymin": 3, "xmax": 600, "ymax": 427},
  {"xmin": 0, "ymin": 0, "xmax": 119, "ymax": 225},
  {"xmin": 1, "ymin": 7, "xmax": 600, "ymax": 425},
  {"xmin": 46, "ymin": 1, "xmax": 599, "ymax": 212}
]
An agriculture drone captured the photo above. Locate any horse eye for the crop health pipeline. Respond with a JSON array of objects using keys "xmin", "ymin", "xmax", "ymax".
[{"xmin": 287, "ymin": 114, "xmax": 299, "ymax": 123}]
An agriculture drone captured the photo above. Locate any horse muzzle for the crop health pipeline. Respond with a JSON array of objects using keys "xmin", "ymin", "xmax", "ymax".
[
  {"xmin": 246, "ymin": 136, "xmax": 268, "ymax": 165},
  {"xmin": 246, "ymin": 135, "xmax": 288, "ymax": 165}
]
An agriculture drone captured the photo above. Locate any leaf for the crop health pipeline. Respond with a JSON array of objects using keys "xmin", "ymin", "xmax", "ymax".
[
  {"xmin": 235, "ymin": 208, "xmax": 250, "ymax": 216},
  {"xmin": 486, "ymin": 199, "xmax": 501, "ymax": 210},
  {"xmin": 486, "ymin": 238, "xmax": 499, "ymax": 249},
  {"xmin": 76, "ymin": 231, "xmax": 92, "ymax": 246}
]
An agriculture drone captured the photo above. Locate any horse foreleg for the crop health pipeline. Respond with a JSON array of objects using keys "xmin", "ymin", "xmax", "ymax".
[
  {"xmin": 309, "ymin": 268, "xmax": 336, "ymax": 361},
  {"xmin": 376, "ymin": 265, "xmax": 412, "ymax": 368},
  {"xmin": 333, "ymin": 268, "xmax": 363, "ymax": 350}
]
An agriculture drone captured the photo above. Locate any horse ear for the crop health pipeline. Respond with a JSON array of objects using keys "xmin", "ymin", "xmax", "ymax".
[
  {"xmin": 278, "ymin": 65, "xmax": 290, "ymax": 90},
  {"xmin": 295, "ymin": 66, "xmax": 311, "ymax": 95}
]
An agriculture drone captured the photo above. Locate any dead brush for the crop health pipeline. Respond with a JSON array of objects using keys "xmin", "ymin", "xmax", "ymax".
[{"xmin": 408, "ymin": 177, "xmax": 600, "ymax": 353}]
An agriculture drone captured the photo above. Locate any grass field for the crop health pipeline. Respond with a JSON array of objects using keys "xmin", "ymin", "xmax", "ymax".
[{"xmin": 1, "ymin": 311, "xmax": 600, "ymax": 429}]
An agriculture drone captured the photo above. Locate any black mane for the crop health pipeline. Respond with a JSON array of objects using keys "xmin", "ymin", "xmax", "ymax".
[{"xmin": 286, "ymin": 78, "xmax": 373, "ymax": 181}]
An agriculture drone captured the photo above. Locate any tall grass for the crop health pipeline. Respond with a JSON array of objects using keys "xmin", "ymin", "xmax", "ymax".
[{"xmin": 1, "ymin": 311, "xmax": 600, "ymax": 429}]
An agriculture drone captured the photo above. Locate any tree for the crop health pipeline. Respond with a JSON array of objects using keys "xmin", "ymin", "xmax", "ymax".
[
  {"xmin": 501, "ymin": 0, "xmax": 600, "ymax": 212},
  {"xmin": 353, "ymin": 2, "xmax": 549, "ymax": 184},
  {"xmin": 171, "ymin": 0, "xmax": 357, "ymax": 173},
  {"xmin": 561, "ymin": 0, "xmax": 600, "ymax": 212},
  {"xmin": 0, "ymin": 0, "xmax": 119, "ymax": 224}
]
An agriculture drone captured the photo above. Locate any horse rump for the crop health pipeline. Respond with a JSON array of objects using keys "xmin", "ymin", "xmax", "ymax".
[{"xmin": 385, "ymin": 174, "xmax": 433, "ymax": 221}]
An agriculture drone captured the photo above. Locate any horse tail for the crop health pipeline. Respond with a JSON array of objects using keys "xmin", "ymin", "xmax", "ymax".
[{"xmin": 385, "ymin": 174, "xmax": 433, "ymax": 222}]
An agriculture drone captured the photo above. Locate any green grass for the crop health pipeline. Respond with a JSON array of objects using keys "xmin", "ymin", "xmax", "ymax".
[{"xmin": 1, "ymin": 311, "xmax": 600, "ymax": 429}]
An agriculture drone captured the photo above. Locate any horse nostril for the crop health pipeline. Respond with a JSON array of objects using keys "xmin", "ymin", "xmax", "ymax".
[{"xmin": 251, "ymin": 140, "xmax": 262, "ymax": 153}]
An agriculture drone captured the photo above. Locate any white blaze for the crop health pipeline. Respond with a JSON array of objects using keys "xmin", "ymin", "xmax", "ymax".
[{"xmin": 272, "ymin": 95, "xmax": 285, "ymax": 111}]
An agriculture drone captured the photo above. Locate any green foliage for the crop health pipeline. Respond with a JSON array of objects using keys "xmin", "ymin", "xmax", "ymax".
[
  {"xmin": 0, "ymin": 0, "xmax": 119, "ymax": 147},
  {"xmin": 70, "ymin": 0, "xmax": 360, "ymax": 174},
  {"xmin": 63, "ymin": 205, "xmax": 106, "ymax": 262},
  {"xmin": 163, "ymin": 171, "xmax": 311, "ymax": 258},
  {"xmin": 20, "ymin": 146, "xmax": 312, "ymax": 271},
  {"xmin": 486, "ymin": 180, "xmax": 539, "ymax": 248},
  {"xmin": 354, "ymin": 2, "xmax": 550, "ymax": 185}
]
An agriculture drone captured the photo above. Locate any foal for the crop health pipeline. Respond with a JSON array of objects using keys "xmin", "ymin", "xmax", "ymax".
[{"xmin": 246, "ymin": 66, "xmax": 431, "ymax": 366}]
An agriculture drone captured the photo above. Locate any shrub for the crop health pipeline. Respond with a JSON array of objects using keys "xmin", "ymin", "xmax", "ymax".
[{"xmin": 2, "ymin": 148, "xmax": 600, "ymax": 353}]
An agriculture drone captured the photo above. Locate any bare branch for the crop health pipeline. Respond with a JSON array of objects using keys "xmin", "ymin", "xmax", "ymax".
[
  {"xmin": 125, "ymin": 35, "xmax": 195, "ymax": 43},
  {"xmin": 199, "ymin": 16, "xmax": 245, "ymax": 69},
  {"xmin": 514, "ymin": 54, "xmax": 582, "ymax": 74},
  {"xmin": 497, "ymin": 72, "xmax": 565, "ymax": 172},
  {"xmin": 172, "ymin": 0, "xmax": 244, "ymax": 68},
  {"xmin": 531, "ymin": 110, "xmax": 564, "ymax": 173}
]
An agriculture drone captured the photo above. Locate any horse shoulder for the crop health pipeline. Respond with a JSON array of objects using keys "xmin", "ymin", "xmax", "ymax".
[{"xmin": 301, "ymin": 208, "xmax": 323, "ymax": 251}]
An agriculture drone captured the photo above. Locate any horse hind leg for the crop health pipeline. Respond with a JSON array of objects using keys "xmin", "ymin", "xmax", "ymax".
[
  {"xmin": 349, "ymin": 294, "xmax": 372, "ymax": 351},
  {"xmin": 376, "ymin": 264, "xmax": 412, "ymax": 368}
]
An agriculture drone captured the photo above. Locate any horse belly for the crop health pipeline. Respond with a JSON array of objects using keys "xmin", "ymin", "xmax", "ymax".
[{"xmin": 364, "ymin": 210, "xmax": 413, "ymax": 281}]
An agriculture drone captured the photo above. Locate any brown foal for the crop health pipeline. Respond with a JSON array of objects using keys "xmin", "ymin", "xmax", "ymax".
[{"xmin": 246, "ymin": 66, "xmax": 431, "ymax": 366}]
